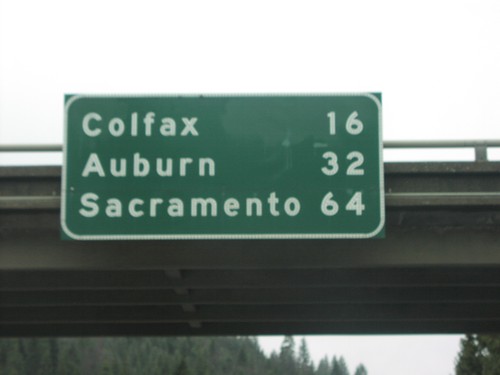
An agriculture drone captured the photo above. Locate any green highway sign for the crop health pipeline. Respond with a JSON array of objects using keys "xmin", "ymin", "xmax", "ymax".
[{"xmin": 62, "ymin": 94, "xmax": 384, "ymax": 240}]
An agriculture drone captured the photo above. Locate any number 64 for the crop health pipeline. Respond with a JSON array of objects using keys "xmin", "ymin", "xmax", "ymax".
[{"xmin": 321, "ymin": 192, "xmax": 365, "ymax": 216}]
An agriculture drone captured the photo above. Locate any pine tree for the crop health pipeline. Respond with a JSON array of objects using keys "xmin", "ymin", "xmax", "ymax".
[
  {"xmin": 49, "ymin": 338, "xmax": 59, "ymax": 372},
  {"xmin": 280, "ymin": 335, "xmax": 296, "ymax": 359},
  {"xmin": 280, "ymin": 335, "xmax": 297, "ymax": 375},
  {"xmin": 332, "ymin": 356, "xmax": 350, "ymax": 375},
  {"xmin": 99, "ymin": 358, "xmax": 114, "ymax": 375},
  {"xmin": 298, "ymin": 338, "xmax": 314, "ymax": 375},
  {"xmin": 38, "ymin": 339, "xmax": 55, "ymax": 375},
  {"xmin": 475, "ymin": 335, "xmax": 500, "ymax": 375},
  {"xmin": 337, "ymin": 356, "xmax": 350, "ymax": 375},
  {"xmin": 317, "ymin": 356, "xmax": 331, "ymax": 375},
  {"xmin": 332, "ymin": 356, "xmax": 340, "ymax": 375},
  {"xmin": 455, "ymin": 334, "xmax": 483, "ymax": 375},
  {"xmin": 4, "ymin": 339, "xmax": 25, "ymax": 375},
  {"xmin": 354, "ymin": 364, "xmax": 368, "ymax": 375},
  {"xmin": 57, "ymin": 341, "xmax": 81, "ymax": 375},
  {"xmin": 174, "ymin": 358, "xmax": 189, "ymax": 375}
]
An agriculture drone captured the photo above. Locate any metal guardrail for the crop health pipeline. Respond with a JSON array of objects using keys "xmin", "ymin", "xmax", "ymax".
[
  {"xmin": 1, "ymin": 140, "xmax": 500, "ymax": 161},
  {"xmin": 385, "ymin": 140, "xmax": 500, "ymax": 162},
  {"xmin": 0, "ymin": 144, "xmax": 63, "ymax": 152},
  {"xmin": 2, "ymin": 141, "xmax": 500, "ymax": 150},
  {"xmin": 2, "ymin": 143, "xmax": 500, "ymax": 168},
  {"xmin": 2, "ymin": 162, "xmax": 500, "ymax": 210},
  {"xmin": 384, "ymin": 140, "xmax": 500, "ymax": 147}
]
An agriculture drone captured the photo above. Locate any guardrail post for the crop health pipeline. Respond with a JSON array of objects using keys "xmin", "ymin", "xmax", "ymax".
[{"xmin": 475, "ymin": 145, "xmax": 488, "ymax": 162}]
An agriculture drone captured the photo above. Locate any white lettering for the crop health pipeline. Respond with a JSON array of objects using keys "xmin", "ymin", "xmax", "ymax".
[
  {"xmin": 191, "ymin": 198, "xmax": 217, "ymax": 217},
  {"xmin": 82, "ymin": 113, "xmax": 102, "ymax": 137},
  {"xmin": 179, "ymin": 158, "xmax": 193, "ymax": 176},
  {"xmin": 246, "ymin": 198, "xmax": 263, "ymax": 217},
  {"xmin": 224, "ymin": 198, "xmax": 240, "ymax": 217},
  {"xmin": 160, "ymin": 118, "xmax": 176, "ymax": 136},
  {"xmin": 322, "ymin": 151, "xmax": 339, "ymax": 176},
  {"xmin": 129, "ymin": 198, "xmax": 144, "ymax": 217},
  {"xmin": 150, "ymin": 198, "xmax": 163, "ymax": 217},
  {"xmin": 109, "ymin": 118, "xmax": 125, "ymax": 137},
  {"xmin": 156, "ymin": 158, "xmax": 173, "ymax": 177},
  {"xmin": 106, "ymin": 198, "xmax": 122, "ymax": 217},
  {"xmin": 131, "ymin": 112, "xmax": 138, "ymax": 136},
  {"xmin": 168, "ymin": 198, "xmax": 184, "ymax": 217},
  {"xmin": 83, "ymin": 155, "xmax": 216, "ymax": 178},
  {"xmin": 81, "ymin": 113, "xmax": 200, "ymax": 138},
  {"xmin": 82, "ymin": 153, "xmax": 106, "ymax": 177},
  {"xmin": 199, "ymin": 158, "xmax": 215, "ymax": 176},
  {"xmin": 133, "ymin": 153, "xmax": 150, "ymax": 177},
  {"xmin": 346, "ymin": 151, "xmax": 365, "ymax": 176},
  {"xmin": 79, "ymin": 193, "xmax": 99, "ymax": 217},
  {"xmin": 284, "ymin": 197, "xmax": 301, "ymax": 216},
  {"xmin": 75, "ymin": 193, "xmax": 305, "ymax": 219},
  {"xmin": 268, "ymin": 192, "xmax": 280, "ymax": 216},
  {"xmin": 143, "ymin": 112, "xmax": 155, "ymax": 136},
  {"xmin": 181, "ymin": 117, "xmax": 198, "ymax": 136},
  {"xmin": 110, "ymin": 158, "xmax": 126, "ymax": 177},
  {"xmin": 321, "ymin": 192, "xmax": 339, "ymax": 216}
]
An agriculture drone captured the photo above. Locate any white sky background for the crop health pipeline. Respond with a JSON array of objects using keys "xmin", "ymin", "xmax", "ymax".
[{"xmin": 1, "ymin": 0, "xmax": 499, "ymax": 373}]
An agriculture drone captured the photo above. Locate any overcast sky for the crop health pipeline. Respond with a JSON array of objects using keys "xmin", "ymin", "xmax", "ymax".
[{"xmin": 1, "ymin": 0, "xmax": 499, "ymax": 374}]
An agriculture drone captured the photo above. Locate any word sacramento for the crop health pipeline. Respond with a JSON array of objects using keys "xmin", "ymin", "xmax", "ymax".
[{"xmin": 79, "ymin": 192, "xmax": 302, "ymax": 219}]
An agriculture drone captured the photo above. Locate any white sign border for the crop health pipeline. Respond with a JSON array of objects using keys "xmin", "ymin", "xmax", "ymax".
[{"xmin": 61, "ymin": 93, "xmax": 384, "ymax": 240}]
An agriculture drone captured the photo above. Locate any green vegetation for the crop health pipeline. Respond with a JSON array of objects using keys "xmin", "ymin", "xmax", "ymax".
[
  {"xmin": 0, "ymin": 336, "xmax": 367, "ymax": 375},
  {"xmin": 455, "ymin": 334, "xmax": 500, "ymax": 375}
]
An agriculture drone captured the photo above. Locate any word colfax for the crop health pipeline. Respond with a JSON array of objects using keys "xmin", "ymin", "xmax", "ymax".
[{"xmin": 81, "ymin": 112, "xmax": 199, "ymax": 138}]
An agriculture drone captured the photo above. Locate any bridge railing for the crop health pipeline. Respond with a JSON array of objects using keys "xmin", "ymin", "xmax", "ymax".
[{"xmin": 1, "ymin": 140, "xmax": 500, "ymax": 161}]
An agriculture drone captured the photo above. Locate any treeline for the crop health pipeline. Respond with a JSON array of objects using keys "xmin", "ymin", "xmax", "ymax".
[
  {"xmin": 455, "ymin": 334, "xmax": 500, "ymax": 375},
  {"xmin": 0, "ymin": 336, "xmax": 367, "ymax": 375}
]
